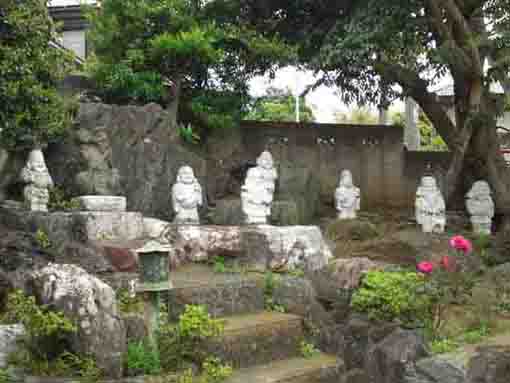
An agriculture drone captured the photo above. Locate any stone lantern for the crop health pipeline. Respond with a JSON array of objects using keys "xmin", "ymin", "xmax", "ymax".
[{"xmin": 135, "ymin": 242, "xmax": 173, "ymax": 344}]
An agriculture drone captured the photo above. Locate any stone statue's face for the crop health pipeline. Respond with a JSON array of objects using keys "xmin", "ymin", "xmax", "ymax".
[
  {"xmin": 340, "ymin": 171, "xmax": 353, "ymax": 187},
  {"xmin": 472, "ymin": 181, "xmax": 491, "ymax": 197},
  {"xmin": 422, "ymin": 176, "xmax": 437, "ymax": 189},
  {"xmin": 257, "ymin": 151, "xmax": 273, "ymax": 169},
  {"xmin": 178, "ymin": 166, "xmax": 195, "ymax": 184},
  {"xmin": 28, "ymin": 150, "xmax": 47, "ymax": 173}
]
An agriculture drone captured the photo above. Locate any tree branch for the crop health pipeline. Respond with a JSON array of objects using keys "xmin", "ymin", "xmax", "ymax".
[{"xmin": 375, "ymin": 61, "xmax": 458, "ymax": 144}]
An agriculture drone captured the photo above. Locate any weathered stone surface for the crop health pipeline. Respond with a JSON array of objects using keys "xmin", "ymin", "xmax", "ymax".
[
  {"xmin": 207, "ymin": 198, "xmax": 244, "ymax": 226},
  {"xmin": 365, "ymin": 329, "xmax": 428, "ymax": 383},
  {"xmin": 415, "ymin": 176, "xmax": 446, "ymax": 233},
  {"xmin": 0, "ymin": 209, "xmax": 144, "ymax": 243},
  {"xmin": 335, "ymin": 170, "xmax": 361, "ymax": 220},
  {"xmin": 271, "ymin": 200, "xmax": 300, "ymax": 226},
  {"xmin": 75, "ymin": 196, "xmax": 127, "ymax": 212},
  {"xmin": 0, "ymin": 324, "xmax": 25, "ymax": 368},
  {"xmin": 172, "ymin": 165, "xmax": 203, "ymax": 224},
  {"xmin": 241, "ymin": 151, "xmax": 277, "ymax": 224},
  {"xmin": 404, "ymin": 354, "xmax": 466, "ymax": 383},
  {"xmin": 28, "ymin": 264, "xmax": 126, "ymax": 378},
  {"xmin": 466, "ymin": 181, "xmax": 495, "ymax": 235},
  {"xmin": 343, "ymin": 369, "xmax": 370, "ymax": 383},
  {"xmin": 45, "ymin": 102, "xmax": 207, "ymax": 220},
  {"xmin": 123, "ymin": 313, "xmax": 147, "ymax": 344},
  {"xmin": 146, "ymin": 223, "xmax": 332, "ymax": 271},
  {"xmin": 326, "ymin": 257, "xmax": 385, "ymax": 290},
  {"xmin": 466, "ymin": 345, "xmax": 510, "ymax": 383}
]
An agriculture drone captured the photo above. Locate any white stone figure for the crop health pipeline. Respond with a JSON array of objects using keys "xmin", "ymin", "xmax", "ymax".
[
  {"xmin": 241, "ymin": 151, "xmax": 278, "ymax": 224},
  {"xmin": 466, "ymin": 181, "xmax": 495, "ymax": 235},
  {"xmin": 335, "ymin": 170, "xmax": 361, "ymax": 220},
  {"xmin": 20, "ymin": 149, "xmax": 54, "ymax": 212},
  {"xmin": 415, "ymin": 176, "xmax": 446, "ymax": 233},
  {"xmin": 172, "ymin": 166, "xmax": 202, "ymax": 224}
]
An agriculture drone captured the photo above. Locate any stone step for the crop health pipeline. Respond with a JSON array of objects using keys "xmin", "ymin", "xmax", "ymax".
[
  {"xmin": 206, "ymin": 312, "xmax": 304, "ymax": 369},
  {"xmin": 224, "ymin": 354, "xmax": 344, "ymax": 383},
  {"xmin": 166, "ymin": 264, "xmax": 265, "ymax": 320}
]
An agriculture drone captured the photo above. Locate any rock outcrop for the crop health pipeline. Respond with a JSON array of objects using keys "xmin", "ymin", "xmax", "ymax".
[
  {"xmin": 144, "ymin": 222, "xmax": 332, "ymax": 272},
  {"xmin": 28, "ymin": 264, "xmax": 125, "ymax": 378}
]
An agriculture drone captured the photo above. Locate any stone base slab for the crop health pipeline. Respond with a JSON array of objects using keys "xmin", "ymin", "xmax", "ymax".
[{"xmin": 75, "ymin": 196, "xmax": 127, "ymax": 212}]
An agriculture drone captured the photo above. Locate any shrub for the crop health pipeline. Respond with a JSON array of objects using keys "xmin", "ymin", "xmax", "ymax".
[
  {"xmin": 351, "ymin": 271, "xmax": 431, "ymax": 326},
  {"xmin": 158, "ymin": 305, "xmax": 224, "ymax": 372},
  {"xmin": 2, "ymin": 290, "xmax": 101, "ymax": 379},
  {"xmin": 125, "ymin": 341, "xmax": 161, "ymax": 376},
  {"xmin": 201, "ymin": 357, "xmax": 233, "ymax": 383}
]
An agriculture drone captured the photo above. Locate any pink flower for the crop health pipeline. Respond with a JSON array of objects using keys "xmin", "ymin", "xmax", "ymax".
[
  {"xmin": 449, "ymin": 235, "xmax": 473, "ymax": 254},
  {"xmin": 417, "ymin": 261, "xmax": 435, "ymax": 274}
]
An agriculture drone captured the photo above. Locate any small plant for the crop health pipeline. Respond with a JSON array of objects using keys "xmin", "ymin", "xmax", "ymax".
[
  {"xmin": 288, "ymin": 267, "xmax": 305, "ymax": 278},
  {"xmin": 0, "ymin": 368, "xmax": 9, "ymax": 383},
  {"xmin": 125, "ymin": 341, "xmax": 161, "ymax": 376},
  {"xmin": 213, "ymin": 256, "xmax": 226, "ymax": 274},
  {"xmin": 460, "ymin": 324, "xmax": 490, "ymax": 345},
  {"xmin": 429, "ymin": 338, "xmax": 458, "ymax": 354},
  {"xmin": 48, "ymin": 187, "xmax": 80, "ymax": 212},
  {"xmin": 117, "ymin": 288, "xmax": 144, "ymax": 314},
  {"xmin": 263, "ymin": 271, "xmax": 286, "ymax": 312},
  {"xmin": 35, "ymin": 229, "xmax": 51, "ymax": 250},
  {"xmin": 300, "ymin": 340, "xmax": 319, "ymax": 359},
  {"xmin": 178, "ymin": 123, "xmax": 200, "ymax": 144},
  {"xmin": 158, "ymin": 305, "xmax": 224, "ymax": 372},
  {"xmin": 201, "ymin": 357, "xmax": 233, "ymax": 383},
  {"xmin": 2, "ymin": 290, "xmax": 101, "ymax": 379}
]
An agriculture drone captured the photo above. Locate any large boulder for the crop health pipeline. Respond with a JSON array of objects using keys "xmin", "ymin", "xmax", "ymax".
[
  {"xmin": 27, "ymin": 264, "xmax": 126, "ymax": 378},
  {"xmin": 404, "ymin": 354, "xmax": 466, "ymax": 383},
  {"xmin": 326, "ymin": 257, "xmax": 385, "ymax": 290},
  {"xmin": 144, "ymin": 223, "xmax": 332, "ymax": 272},
  {"xmin": 0, "ymin": 324, "xmax": 25, "ymax": 368},
  {"xmin": 466, "ymin": 345, "xmax": 510, "ymax": 383},
  {"xmin": 365, "ymin": 328, "xmax": 428, "ymax": 383}
]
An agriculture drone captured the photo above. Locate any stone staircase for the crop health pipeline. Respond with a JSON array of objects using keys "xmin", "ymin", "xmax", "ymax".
[{"xmin": 167, "ymin": 264, "xmax": 344, "ymax": 383}]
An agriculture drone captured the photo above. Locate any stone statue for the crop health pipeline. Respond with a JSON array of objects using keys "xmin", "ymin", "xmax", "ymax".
[
  {"xmin": 171, "ymin": 166, "xmax": 202, "ymax": 224},
  {"xmin": 20, "ymin": 149, "xmax": 54, "ymax": 212},
  {"xmin": 415, "ymin": 176, "xmax": 446, "ymax": 233},
  {"xmin": 241, "ymin": 151, "xmax": 278, "ymax": 224},
  {"xmin": 335, "ymin": 170, "xmax": 361, "ymax": 220},
  {"xmin": 466, "ymin": 181, "xmax": 494, "ymax": 235}
]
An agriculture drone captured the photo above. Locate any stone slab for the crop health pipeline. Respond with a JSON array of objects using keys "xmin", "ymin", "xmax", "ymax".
[
  {"xmin": 75, "ymin": 196, "xmax": 127, "ymax": 212},
  {"xmin": 0, "ymin": 324, "xmax": 25, "ymax": 368}
]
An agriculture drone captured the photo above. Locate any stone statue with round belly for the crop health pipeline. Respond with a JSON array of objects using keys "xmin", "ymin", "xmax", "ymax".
[
  {"xmin": 172, "ymin": 166, "xmax": 202, "ymax": 224},
  {"xmin": 335, "ymin": 170, "xmax": 360, "ymax": 220},
  {"xmin": 415, "ymin": 176, "xmax": 446, "ymax": 233},
  {"xmin": 241, "ymin": 151, "xmax": 278, "ymax": 224},
  {"xmin": 21, "ymin": 149, "xmax": 54, "ymax": 212},
  {"xmin": 466, "ymin": 180, "xmax": 494, "ymax": 235}
]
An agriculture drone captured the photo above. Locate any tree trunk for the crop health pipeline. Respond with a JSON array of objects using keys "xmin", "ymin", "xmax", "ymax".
[
  {"xmin": 167, "ymin": 77, "xmax": 182, "ymax": 130},
  {"xmin": 465, "ymin": 122, "xmax": 510, "ymax": 214}
]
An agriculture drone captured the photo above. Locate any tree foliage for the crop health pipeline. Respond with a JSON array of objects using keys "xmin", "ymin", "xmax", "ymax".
[
  {"xmin": 245, "ymin": 87, "xmax": 315, "ymax": 122},
  {"xmin": 86, "ymin": 0, "xmax": 294, "ymax": 133},
  {"xmin": 0, "ymin": 0, "xmax": 74, "ymax": 149},
  {"xmin": 237, "ymin": 0, "xmax": 510, "ymax": 211},
  {"xmin": 335, "ymin": 107, "xmax": 378, "ymax": 125}
]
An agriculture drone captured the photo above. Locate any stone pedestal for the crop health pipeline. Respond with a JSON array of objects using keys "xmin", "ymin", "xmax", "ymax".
[{"xmin": 75, "ymin": 196, "xmax": 127, "ymax": 212}]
